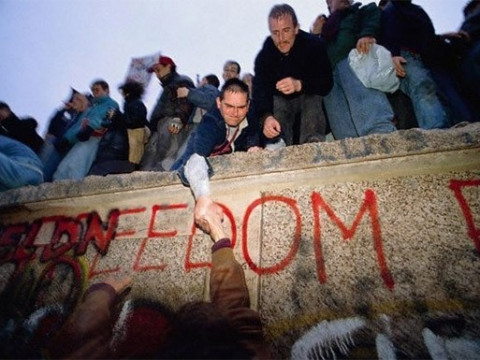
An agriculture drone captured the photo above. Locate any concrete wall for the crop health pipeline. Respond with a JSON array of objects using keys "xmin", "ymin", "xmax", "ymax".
[{"xmin": 1, "ymin": 123, "xmax": 480, "ymax": 358}]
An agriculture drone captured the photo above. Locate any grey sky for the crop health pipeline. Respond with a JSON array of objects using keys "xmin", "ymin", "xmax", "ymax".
[{"xmin": 0, "ymin": 0, "xmax": 466, "ymax": 136}]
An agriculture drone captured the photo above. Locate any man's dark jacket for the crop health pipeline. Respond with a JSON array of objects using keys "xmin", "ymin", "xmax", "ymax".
[{"xmin": 252, "ymin": 30, "xmax": 333, "ymax": 122}]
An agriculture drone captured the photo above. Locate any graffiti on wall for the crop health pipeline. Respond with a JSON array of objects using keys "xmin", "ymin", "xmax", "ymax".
[
  {"xmin": 0, "ymin": 178, "xmax": 479, "ymax": 358},
  {"xmin": 1, "ymin": 179, "xmax": 479, "ymax": 293}
]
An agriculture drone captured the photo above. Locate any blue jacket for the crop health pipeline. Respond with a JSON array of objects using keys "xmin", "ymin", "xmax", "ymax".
[
  {"xmin": 62, "ymin": 95, "xmax": 119, "ymax": 145},
  {"xmin": 171, "ymin": 107, "xmax": 260, "ymax": 185},
  {"xmin": 186, "ymin": 84, "xmax": 219, "ymax": 124}
]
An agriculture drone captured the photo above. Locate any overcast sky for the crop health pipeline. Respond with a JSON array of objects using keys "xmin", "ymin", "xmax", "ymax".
[{"xmin": 0, "ymin": 0, "xmax": 466, "ymax": 136}]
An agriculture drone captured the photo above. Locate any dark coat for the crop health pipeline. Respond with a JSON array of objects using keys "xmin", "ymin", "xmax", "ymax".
[
  {"xmin": 122, "ymin": 97, "xmax": 148, "ymax": 129},
  {"xmin": 252, "ymin": 29, "xmax": 333, "ymax": 122},
  {"xmin": 149, "ymin": 71, "xmax": 195, "ymax": 130},
  {"xmin": 0, "ymin": 113, "xmax": 44, "ymax": 154}
]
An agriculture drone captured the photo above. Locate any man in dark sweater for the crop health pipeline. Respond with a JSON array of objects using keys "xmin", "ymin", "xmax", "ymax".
[
  {"xmin": 252, "ymin": 4, "xmax": 333, "ymax": 149},
  {"xmin": 0, "ymin": 102, "xmax": 44, "ymax": 154}
]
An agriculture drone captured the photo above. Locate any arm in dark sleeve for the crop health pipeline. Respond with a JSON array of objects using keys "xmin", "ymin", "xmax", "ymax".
[
  {"xmin": 173, "ymin": 80, "xmax": 195, "ymax": 125},
  {"xmin": 359, "ymin": 2, "xmax": 382, "ymax": 39},
  {"xmin": 210, "ymin": 239, "xmax": 270, "ymax": 358},
  {"xmin": 252, "ymin": 43, "xmax": 275, "ymax": 122},
  {"xmin": 302, "ymin": 36, "xmax": 333, "ymax": 96},
  {"xmin": 46, "ymin": 283, "xmax": 117, "ymax": 359},
  {"xmin": 187, "ymin": 86, "xmax": 218, "ymax": 111},
  {"xmin": 379, "ymin": 3, "xmax": 402, "ymax": 56},
  {"xmin": 175, "ymin": 114, "xmax": 223, "ymax": 186}
]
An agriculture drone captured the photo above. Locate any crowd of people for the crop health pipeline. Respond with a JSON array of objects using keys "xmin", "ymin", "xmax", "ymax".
[
  {"xmin": 1, "ymin": 0, "xmax": 478, "ymax": 194},
  {"xmin": 0, "ymin": 0, "xmax": 479, "ymax": 358}
]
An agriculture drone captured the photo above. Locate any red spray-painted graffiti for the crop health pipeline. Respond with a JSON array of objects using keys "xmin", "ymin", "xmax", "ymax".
[
  {"xmin": 1, "ymin": 180, "xmax": 479, "ymax": 293},
  {"xmin": 449, "ymin": 179, "xmax": 480, "ymax": 253}
]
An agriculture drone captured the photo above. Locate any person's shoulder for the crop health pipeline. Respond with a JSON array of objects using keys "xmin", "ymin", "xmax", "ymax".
[
  {"xmin": 175, "ymin": 73, "xmax": 195, "ymax": 87},
  {"xmin": 257, "ymin": 36, "xmax": 276, "ymax": 56},
  {"xmin": 203, "ymin": 83, "xmax": 220, "ymax": 94},
  {"xmin": 297, "ymin": 30, "xmax": 327, "ymax": 52},
  {"xmin": 359, "ymin": 2, "xmax": 378, "ymax": 11},
  {"xmin": 128, "ymin": 97, "xmax": 146, "ymax": 107},
  {"xmin": 201, "ymin": 108, "xmax": 223, "ymax": 126},
  {"xmin": 298, "ymin": 30, "xmax": 323, "ymax": 45}
]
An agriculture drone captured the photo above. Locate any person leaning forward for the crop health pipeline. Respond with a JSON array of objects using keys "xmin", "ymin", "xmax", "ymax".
[{"xmin": 252, "ymin": 3, "xmax": 333, "ymax": 149}]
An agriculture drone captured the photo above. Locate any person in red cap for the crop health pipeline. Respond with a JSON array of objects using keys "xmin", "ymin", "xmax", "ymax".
[{"xmin": 141, "ymin": 55, "xmax": 195, "ymax": 171}]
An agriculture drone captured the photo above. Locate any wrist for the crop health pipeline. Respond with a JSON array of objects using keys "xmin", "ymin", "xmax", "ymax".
[
  {"xmin": 212, "ymin": 238, "xmax": 231, "ymax": 252},
  {"xmin": 295, "ymin": 80, "xmax": 302, "ymax": 92}
]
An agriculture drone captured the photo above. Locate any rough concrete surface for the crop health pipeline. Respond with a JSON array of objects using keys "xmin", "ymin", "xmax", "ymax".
[{"xmin": 1, "ymin": 123, "xmax": 480, "ymax": 358}]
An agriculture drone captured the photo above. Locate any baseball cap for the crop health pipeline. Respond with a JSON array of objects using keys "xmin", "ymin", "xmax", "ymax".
[{"xmin": 147, "ymin": 56, "xmax": 176, "ymax": 73}]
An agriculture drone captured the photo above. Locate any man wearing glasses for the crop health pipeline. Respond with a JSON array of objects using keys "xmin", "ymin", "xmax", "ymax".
[{"xmin": 171, "ymin": 78, "xmax": 261, "ymax": 226}]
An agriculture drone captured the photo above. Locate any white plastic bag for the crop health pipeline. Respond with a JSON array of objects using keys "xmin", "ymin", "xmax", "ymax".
[{"xmin": 348, "ymin": 44, "xmax": 400, "ymax": 93}]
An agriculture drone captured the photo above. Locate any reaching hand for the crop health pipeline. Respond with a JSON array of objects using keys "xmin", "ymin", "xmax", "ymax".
[
  {"xmin": 276, "ymin": 77, "xmax": 302, "ymax": 95},
  {"xmin": 263, "ymin": 116, "xmax": 281, "ymax": 138},
  {"xmin": 195, "ymin": 196, "xmax": 224, "ymax": 241},
  {"xmin": 176, "ymin": 87, "xmax": 189, "ymax": 98},
  {"xmin": 356, "ymin": 36, "xmax": 376, "ymax": 54},
  {"xmin": 168, "ymin": 117, "xmax": 183, "ymax": 134},
  {"xmin": 392, "ymin": 56, "xmax": 407, "ymax": 78}
]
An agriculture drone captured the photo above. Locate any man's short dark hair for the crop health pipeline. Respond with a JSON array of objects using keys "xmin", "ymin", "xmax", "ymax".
[
  {"xmin": 119, "ymin": 80, "xmax": 145, "ymax": 98},
  {"xmin": 0, "ymin": 102, "xmax": 10, "ymax": 111},
  {"xmin": 464, "ymin": 0, "xmax": 480, "ymax": 16},
  {"xmin": 269, "ymin": 4, "xmax": 298, "ymax": 27},
  {"xmin": 205, "ymin": 74, "xmax": 220, "ymax": 89},
  {"xmin": 219, "ymin": 78, "xmax": 250, "ymax": 100},
  {"xmin": 91, "ymin": 79, "xmax": 109, "ymax": 91}
]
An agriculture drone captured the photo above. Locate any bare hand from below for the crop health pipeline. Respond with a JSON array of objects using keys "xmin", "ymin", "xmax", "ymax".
[
  {"xmin": 276, "ymin": 77, "xmax": 301, "ymax": 95},
  {"xmin": 263, "ymin": 116, "xmax": 281, "ymax": 138},
  {"xmin": 392, "ymin": 56, "xmax": 407, "ymax": 78},
  {"xmin": 195, "ymin": 196, "xmax": 224, "ymax": 241}
]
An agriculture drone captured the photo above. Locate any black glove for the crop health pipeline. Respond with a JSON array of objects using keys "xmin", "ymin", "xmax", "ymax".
[
  {"xmin": 54, "ymin": 138, "xmax": 70, "ymax": 153},
  {"xmin": 76, "ymin": 126, "xmax": 94, "ymax": 142}
]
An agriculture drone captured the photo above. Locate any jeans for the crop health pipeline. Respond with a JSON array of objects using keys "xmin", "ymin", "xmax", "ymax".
[
  {"xmin": 399, "ymin": 51, "xmax": 449, "ymax": 129},
  {"xmin": 272, "ymin": 93, "xmax": 326, "ymax": 145},
  {"xmin": 324, "ymin": 58, "xmax": 396, "ymax": 140},
  {"xmin": 0, "ymin": 135, "xmax": 44, "ymax": 191},
  {"xmin": 53, "ymin": 137, "xmax": 101, "ymax": 181},
  {"xmin": 39, "ymin": 141, "xmax": 65, "ymax": 182}
]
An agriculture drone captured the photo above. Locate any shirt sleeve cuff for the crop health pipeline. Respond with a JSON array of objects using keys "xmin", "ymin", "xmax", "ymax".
[{"xmin": 211, "ymin": 238, "xmax": 232, "ymax": 253}]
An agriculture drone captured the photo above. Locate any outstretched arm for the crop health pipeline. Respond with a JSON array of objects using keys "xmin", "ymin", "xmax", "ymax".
[{"xmin": 184, "ymin": 153, "xmax": 223, "ymax": 230}]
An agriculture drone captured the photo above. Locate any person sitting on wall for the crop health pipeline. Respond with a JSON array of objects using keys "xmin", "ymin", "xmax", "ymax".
[
  {"xmin": 0, "ymin": 134, "xmax": 44, "ymax": 191},
  {"xmin": 170, "ymin": 74, "xmax": 221, "ymax": 171},
  {"xmin": 118, "ymin": 80, "xmax": 150, "ymax": 169},
  {"xmin": 252, "ymin": 4, "xmax": 333, "ymax": 149},
  {"xmin": 53, "ymin": 79, "xmax": 120, "ymax": 181},
  {"xmin": 140, "ymin": 55, "xmax": 195, "ymax": 171},
  {"xmin": 170, "ymin": 78, "xmax": 262, "ymax": 188},
  {"xmin": 88, "ymin": 80, "xmax": 150, "ymax": 176},
  {"xmin": 41, "ymin": 91, "xmax": 92, "ymax": 181},
  {"xmin": 0, "ymin": 101, "xmax": 44, "ymax": 154}
]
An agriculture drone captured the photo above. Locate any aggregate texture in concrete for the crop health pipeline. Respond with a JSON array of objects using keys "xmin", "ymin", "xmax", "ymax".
[{"xmin": 1, "ymin": 123, "xmax": 480, "ymax": 358}]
